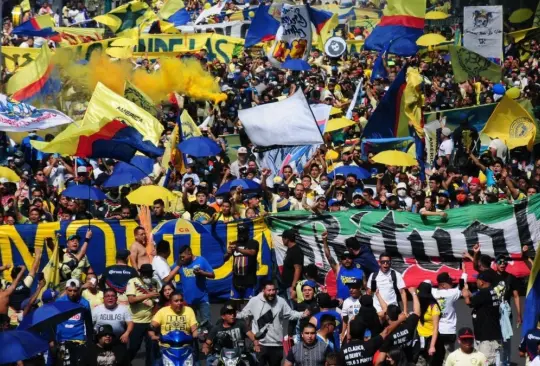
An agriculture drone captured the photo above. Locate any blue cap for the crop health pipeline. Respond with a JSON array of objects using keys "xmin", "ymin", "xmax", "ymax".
[
  {"xmin": 301, "ymin": 280, "xmax": 317, "ymax": 289},
  {"xmin": 328, "ymin": 199, "xmax": 340, "ymax": 206},
  {"xmin": 245, "ymin": 193, "xmax": 260, "ymax": 200},
  {"xmin": 352, "ymin": 189, "xmax": 363, "ymax": 198},
  {"xmin": 42, "ymin": 289, "xmax": 57, "ymax": 303},
  {"xmin": 437, "ymin": 190, "xmax": 450, "ymax": 198},
  {"xmin": 364, "ymin": 329, "xmax": 372, "ymax": 338}
]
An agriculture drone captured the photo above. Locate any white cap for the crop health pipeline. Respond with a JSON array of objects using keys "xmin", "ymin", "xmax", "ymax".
[
  {"xmin": 237, "ymin": 147, "xmax": 248, "ymax": 154},
  {"xmin": 397, "ymin": 182, "xmax": 407, "ymax": 190},
  {"xmin": 441, "ymin": 127, "xmax": 452, "ymax": 137},
  {"xmin": 77, "ymin": 166, "xmax": 87, "ymax": 173},
  {"xmin": 66, "ymin": 278, "xmax": 81, "ymax": 289}
]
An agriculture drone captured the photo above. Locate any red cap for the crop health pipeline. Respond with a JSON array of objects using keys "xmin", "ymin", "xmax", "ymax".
[
  {"xmin": 458, "ymin": 327, "xmax": 475, "ymax": 339},
  {"xmin": 470, "ymin": 177, "xmax": 481, "ymax": 185}
]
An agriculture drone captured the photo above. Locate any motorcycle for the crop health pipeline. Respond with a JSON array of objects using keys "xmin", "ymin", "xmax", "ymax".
[
  {"xmin": 159, "ymin": 330, "xmax": 195, "ymax": 366},
  {"xmin": 211, "ymin": 332, "xmax": 260, "ymax": 366}
]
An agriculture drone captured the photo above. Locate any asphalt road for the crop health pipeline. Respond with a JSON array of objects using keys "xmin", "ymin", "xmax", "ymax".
[{"xmin": 133, "ymin": 297, "xmax": 528, "ymax": 365}]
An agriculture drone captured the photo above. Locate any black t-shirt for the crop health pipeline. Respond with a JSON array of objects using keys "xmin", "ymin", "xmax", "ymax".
[
  {"xmin": 380, "ymin": 314, "xmax": 420, "ymax": 360},
  {"xmin": 470, "ymin": 287, "xmax": 502, "ymax": 341},
  {"xmin": 208, "ymin": 320, "xmax": 249, "ymax": 349},
  {"xmin": 9, "ymin": 275, "xmax": 32, "ymax": 311},
  {"xmin": 99, "ymin": 265, "xmax": 138, "ymax": 294},
  {"xmin": 81, "ymin": 343, "xmax": 126, "ymax": 366},
  {"xmin": 494, "ymin": 271, "xmax": 519, "ymax": 303},
  {"xmin": 282, "ymin": 244, "xmax": 304, "ymax": 288},
  {"xmin": 341, "ymin": 335, "xmax": 384, "ymax": 366},
  {"xmin": 188, "ymin": 202, "xmax": 216, "ymax": 223},
  {"xmin": 232, "ymin": 239, "xmax": 259, "ymax": 287}
]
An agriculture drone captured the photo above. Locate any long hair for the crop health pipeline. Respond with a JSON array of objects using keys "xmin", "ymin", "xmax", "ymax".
[
  {"xmin": 387, "ymin": 348, "xmax": 411, "ymax": 366},
  {"xmin": 158, "ymin": 282, "xmax": 176, "ymax": 308},
  {"xmin": 417, "ymin": 282, "xmax": 441, "ymax": 325}
]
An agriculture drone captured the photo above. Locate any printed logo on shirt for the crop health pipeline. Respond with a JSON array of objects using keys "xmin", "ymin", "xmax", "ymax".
[{"xmin": 164, "ymin": 315, "xmax": 189, "ymax": 332}]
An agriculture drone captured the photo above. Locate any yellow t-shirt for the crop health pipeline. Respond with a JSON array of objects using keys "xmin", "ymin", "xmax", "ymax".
[
  {"xmin": 417, "ymin": 303, "xmax": 441, "ymax": 338},
  {"xmin": 152, "ymin": 305, "xmax": 198, "ymax": 336},
  {"xmin": 126, "ymin": 277, "xmax": 157, "ymax": 323},
  {"xmin": 445, "ymin": 349, "xmax": 487, "ymax": 365},
  {"xmin": 82, "ymin": 289, "xmax": 104, "ymax": 308},
  {"xmin": 61, "ymin": 253, "xmax": 90, "ymax": 282}
]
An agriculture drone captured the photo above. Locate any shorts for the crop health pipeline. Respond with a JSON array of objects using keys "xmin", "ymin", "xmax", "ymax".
[
  {"xmin": 476, "ymin": 340, "xmax": 501, "ymax": 365},
  {"xmin": 230, "ymin": 285, "xmax": 255, "ymax": 300}
]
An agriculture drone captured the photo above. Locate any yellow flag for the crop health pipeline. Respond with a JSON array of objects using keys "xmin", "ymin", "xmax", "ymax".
[
  {"xmin": 32, "ymin": 82, "xmax": 163, "ymax": 154},
  {"xmin": 124, "ymin": 80, "xmax": 158, "ymax": 117},
  {"xmin": 482, "ymin": 95, "xmax": 537, "ymax": 151},
  {"xmin": 403, "ymin": 67, "xmax": 424, "ymax": 138},
  {"xmin": 20, "ymin": 0, "xmax": 31, "ymax": 12},
  {"xmin": 94, "ymin": 0, "xmax": 153, "ymax": 36},
  {"xmin": 42, "ymin": 238, "xmax": 61, "ymax": 291},
  {"xmin": 180, "ymin": 109, "xmax": 201, "ymax": 139}
]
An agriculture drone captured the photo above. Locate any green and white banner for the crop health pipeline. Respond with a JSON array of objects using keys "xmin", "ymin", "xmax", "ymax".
[{"xmin": 267, "ymin": 195, "xmax": 540, "ymax": 290}]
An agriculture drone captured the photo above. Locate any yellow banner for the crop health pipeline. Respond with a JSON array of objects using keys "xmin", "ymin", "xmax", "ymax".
[
  {"xmin": 1, "ymin": 46, "xmax": 41, "ymax": 72},
  {"xmin": 347, "ymin": 39, "xmax": 364, "ymax": 54},
  {"xmin": 54, "ymin": 27, "xmax": 106, "ymax": 47}
]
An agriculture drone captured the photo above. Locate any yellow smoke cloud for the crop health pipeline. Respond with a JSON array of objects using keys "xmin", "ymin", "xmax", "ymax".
[{"xmin": 54, "ymin": 52, "xmax": 226, "ymax": 103}]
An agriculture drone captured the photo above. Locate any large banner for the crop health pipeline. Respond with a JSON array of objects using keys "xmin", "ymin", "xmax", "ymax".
[
  {"xmin": 0, "ymin": 94, "xmax": 72, "ymax": 132},
  {"xmin": 463, "ymin": 6, "xmax": 503, "ymax": 60},
  {"xmin": 0, "ymin": 218, "xmax": 272, "ymax": 299},
  {"xmin": 177, "ymin": 21, "xmax": 250, "ymax": 39},
  {"xmin": 267, "ymin": 196, "xmax": 539, "ymax": 293}
]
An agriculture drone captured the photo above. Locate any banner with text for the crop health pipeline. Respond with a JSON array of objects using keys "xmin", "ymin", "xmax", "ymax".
[
  {"xmin": 0, "ymin": 218, "xmax": 272, "ymax": 299},
  {"xmin": 463, "ymin": 6, "xmax": 503, "ymax": 60},
  {"xmin": 267, "ymin": 196, "xmax": 539, "ymax": 294}
]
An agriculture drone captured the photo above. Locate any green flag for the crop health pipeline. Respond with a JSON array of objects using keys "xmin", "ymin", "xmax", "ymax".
[
  {"xmin": 123, "ymin": 80, "xmax": 159, "ymax": 118},
  {"xmin": 448, "ymin": 45, "xmax": 501, "ymax": 83}
]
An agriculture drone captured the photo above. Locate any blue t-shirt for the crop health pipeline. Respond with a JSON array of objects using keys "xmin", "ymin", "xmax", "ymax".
[
  {"xmin": 314, "ymin": 310, "xmax": 342, "ymax": 352},
  {"xmin": 485, "ymin": 168, "xmax": 496, "ymax": 187},
  {"xmin": 180, "ymin": 256, "xmax": 214, "ymax": 305},
  {"xmin": 55, "ymin": 295, "xmax": 91, "ymax": 342},
  {"xmin": 336, "ymin": 266, "xmax": 364, "ymax": 300}
]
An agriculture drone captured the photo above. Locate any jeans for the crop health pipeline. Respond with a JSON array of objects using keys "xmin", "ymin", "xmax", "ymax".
[
  {"xmin": 501, "ymin": 338, "xmax": 511, "ymax": 366},
  {"xmin": 128, "ymin": 322, "xmax": 155, "ymax": 366},
  {"xmin": 191, "ymin": 302, "xmax": 212, "ymax": 328},
  {"xmin": 257, "ymin": 345, "xmax": 283, "ymax": 366}
]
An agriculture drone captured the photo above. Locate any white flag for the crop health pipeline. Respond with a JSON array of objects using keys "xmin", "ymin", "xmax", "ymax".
[
  {"xmin": 195, "ymin": 2, "xmax": 225, "ymax": 25},
  {"xmin": 238, "ymin": 90, "xmax": 324, "ymax": 147}
]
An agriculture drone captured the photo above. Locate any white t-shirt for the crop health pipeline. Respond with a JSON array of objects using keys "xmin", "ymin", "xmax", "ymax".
[
  {"xmin": 438, "ymin": 139, "xmax": 454, "ymax": 157},
  {"xmin": 341, "ymin": 296, "xmax": 361, "ymax": 321},
  {"xmin": 532, "ymin": 356, "xmax": 540, "ymax": 366},
  {"xmin": 152, "ymin": 256, "xmax": 174, "ymax": 287},
  {"xmin": 367, "ymin": 270, "xmax": 406, "ymax": 312},
  {"xmin": 445, "ymin": 348, "xmax": 487, "ymax": 366},
  {"xmin": 92, "ymin": 304, "xmax": 132, "ymax": 337},
  {"xmin": 432, "ymin": 287, "xmax": 461, "ymax": 335}
]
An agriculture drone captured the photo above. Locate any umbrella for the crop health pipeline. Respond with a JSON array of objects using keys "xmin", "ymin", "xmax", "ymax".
[
  {"xmin": 372, "ymin": 150, "xmax": 417, "ymax": 167},
  {"xmin": 177, "ymin": 137, "xmax": 221, "ymax": 157},
  {"xmin": 325, "ymin": 118, "xmax": 356, "ymax": 133},
  {"xmin": 328, "ymin": 166, "xmax": 371, "ymax": 180},
  {"xmin": 330, "ymin": 107, "xmax": 342, "ymax": 116},
  {"xmin": 0, "ymin": 167, "xmax": 20, "ymax": 183},
  {"xmin": 103, "ymin": 156, "xmax": 154, "ymax": 188},
  {"xmin": 0, "ymin": 330, "xmax": 49, "ymax": 364},
  {"xmin": 18, "ymin": 302, "xmax": 84, "ymax": 332},
  {"xmin": 282, "ymin": 58, "xmax": 311, "ymax": 71},
  {"xmin": 416, "ymin": 33, "xmax": 447, "ymax": 47},
  {"xmin": 126, "ymin": 185, "xmax": 176, "ymax": 206},
  {"xmin": 425, "ymin": 11, "xmax": 450, "ymax": 20},
  {"xmin": 62, "ymin": 183, "xmax": 107, "ymax": 201},
  {"xmin": 216, "ymin": 179, "xmax": 261, "ymax": 195},
  {"xmin": 509, "ymin": 8, "xmax": 533, "ymax": 23}
]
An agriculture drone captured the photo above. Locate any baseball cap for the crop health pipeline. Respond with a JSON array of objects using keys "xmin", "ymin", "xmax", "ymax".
[
  {"xmin": 42, "ymin": 289, "xmax": 58, "ymax": 303},
  {"xmin": 278, "ymin": 183, "xmax": 289, "ymax": 191},
  {"xmin": 352, "ymin": 189, "xmax": 363, "ymax": 198},
  {"xmin": 67, "ymin": 234, "xmax": 80, "ymax": 241},
  {"xmin": 340, "ymin": 250, "xmax": 354, "ymax": 259},
  {"xmin": 470, "ymin": 177, "xmax": 481, "ymax": 185},
  {"xmin": 437, "ymin": 190, "xmax": 450, "ymax": 198},
  {"xmin": 496, "ymin": 254, "xmax": 509, "ymax": 263},
  {"xmin": 77, "ymin": 166, "xmax": 88, "ymax": 174},
  {"xmin": 328, "ymin": 198, "xmax": 340, "ymax": 206},
  {"xmin": 139, "ymin": 264, "xmax": 154, "ymax": 274},
  {"xmin": 245, "ymin": 193, "xmax": 260, "ymax": 200},
  {"xmin": 441, "ymin": 127, "xmax": 452, "ymax": 137},
  {"xmin": 66, "ymin": 278, "xmax": 81, "ymax": 289},
  {"xmin": 281, "ymin": 229, "xmax": 296, "ymax": 241},
  {"xmin": 301, "ymin": 280, "xmax": 317, "ymax": 290},
  {"xmin": 335, "ymin": 173, "xmax": 345, "ymax": 180},
  {"xmin": 396, "ymin": 182, "xmax": 407, "ymax": 190},
  {"xmin": 237, "ymin": 147, "xmax": 248, "ymax": 154},
  {"xmin": 346, "ymin": 279, "xmax": 363, "ymax": 289},
  {"xmin": 116, "ymin": 249, "xmax": 131, "ymax": 260},
  {"xmin": 477, "ymin": 270, "xmax": 495, "ymax": 283},
  {"xmin": 342, "ymin": 146, "xmax": 353, "ymax": 154},
  {"xmin": 458, "ymin": 327, "xmax": 475, "ymax": 340},
  {"xmin": 96, "ymin": 324, "xmax": 115, "ymax": 338},
  {"xmin": 220, "ymin": 303, "xmax": 236, "ymax": 315},
  {"xmin": 436, "ymin": 272, "xmax": 453, "ymax": 285},
  {"xmin": 315, "ymin": 194, "xmax": 326, "ymax": 202}
]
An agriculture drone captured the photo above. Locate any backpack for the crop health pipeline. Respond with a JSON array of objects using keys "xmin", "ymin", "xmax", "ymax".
[{"xmin": 371, "ymin": 269, "xmax": 401, "ymax": 304}]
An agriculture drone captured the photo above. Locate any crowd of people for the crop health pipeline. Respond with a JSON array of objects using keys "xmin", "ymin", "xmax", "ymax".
[{"xmin": 1, "ymin": 0, "xmax": 540, "ymax": 365}]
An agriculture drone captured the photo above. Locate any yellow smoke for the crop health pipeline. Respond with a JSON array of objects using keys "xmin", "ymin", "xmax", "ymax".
[{"xmin": 54, "ymin": 52, "xmax": 226, "ymax": 103}]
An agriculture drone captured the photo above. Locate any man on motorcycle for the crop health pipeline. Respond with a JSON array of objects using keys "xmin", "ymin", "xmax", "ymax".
[
  {"xmin": 202, "ymin": 303, "xmax": 260, "ymax": 365},
  {"xmin": 148, "ymin": 292, "xmax": 199, "ymax": 365}
]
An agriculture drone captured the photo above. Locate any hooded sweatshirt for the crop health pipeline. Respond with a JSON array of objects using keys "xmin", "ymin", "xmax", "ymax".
[{"xmin": 237, "ymin": 292, "xmax": 303, "ymax": 347}]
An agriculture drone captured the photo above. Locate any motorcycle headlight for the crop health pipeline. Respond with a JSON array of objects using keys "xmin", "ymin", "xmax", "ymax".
[
  {"xmin": 224, "ymin": 358, "xmax": 239, "ymax": 366},
  {"xmin": 183, "ymin": 356, "xmax": 193, "ymax": 366}
]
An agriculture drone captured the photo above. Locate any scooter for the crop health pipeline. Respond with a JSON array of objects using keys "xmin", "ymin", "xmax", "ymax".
[{"xmin": 159, "ymin": 331, "xmax": 195, "ymax": 366}]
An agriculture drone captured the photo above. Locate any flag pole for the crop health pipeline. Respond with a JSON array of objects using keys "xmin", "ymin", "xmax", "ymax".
[{"xmin": 302, "ymin": 89, "xmax": 326, "ymax": 143}]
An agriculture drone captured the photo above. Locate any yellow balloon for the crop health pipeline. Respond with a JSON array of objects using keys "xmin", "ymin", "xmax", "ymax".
[
  {"xmin": 505, "ymin": 87, "xmax": 521, "ymax": 99},
  {"xmin": 204, "ymin": 3, "xmax": 211, "ymax": 9}
]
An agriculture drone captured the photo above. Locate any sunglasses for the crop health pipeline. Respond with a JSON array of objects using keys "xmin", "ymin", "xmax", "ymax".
[{"xmin": 380, "ymin": 260, "xmax": 391, "ymax": 265}]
